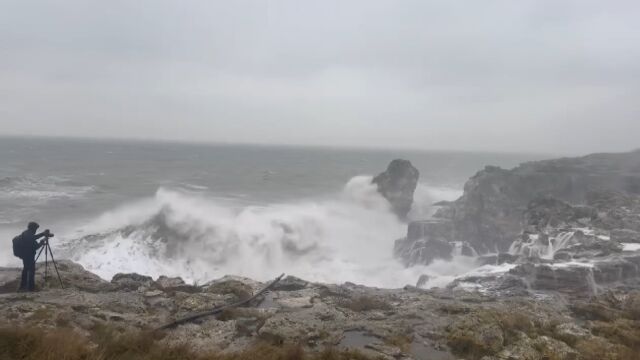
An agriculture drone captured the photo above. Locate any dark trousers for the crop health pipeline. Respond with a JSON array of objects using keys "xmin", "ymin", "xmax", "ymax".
[{"xmin": 20, "ymin": 256, "xmax": 36, "ymax": 291}]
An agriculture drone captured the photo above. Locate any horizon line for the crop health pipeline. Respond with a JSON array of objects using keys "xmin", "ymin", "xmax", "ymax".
[{"xmin": 0, "ymin": 133, "xmax": 568, "ymax": 158}]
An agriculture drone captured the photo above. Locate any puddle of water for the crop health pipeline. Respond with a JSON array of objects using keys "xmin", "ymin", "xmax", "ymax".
[
  {"xmin": 339, "ymin": 330, "xmax": 380, "ymax": 349},
  {"xmin": 410, "ymin": 340, "xmax": 455, "ymax": 360}
]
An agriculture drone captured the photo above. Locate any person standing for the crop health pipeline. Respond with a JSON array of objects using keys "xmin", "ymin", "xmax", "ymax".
[{"xmin": 18, "ymin": 222, "xmax": 50, "ymax": 292}]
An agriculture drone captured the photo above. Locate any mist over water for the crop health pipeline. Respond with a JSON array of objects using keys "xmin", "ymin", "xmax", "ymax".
[
  {"xmin": 0, "ymin": 138, "xmax": 545, "ymax": 287},
  {"xmin": 57, "ymin": 178, "xmax": 461, "ymax": 287}
]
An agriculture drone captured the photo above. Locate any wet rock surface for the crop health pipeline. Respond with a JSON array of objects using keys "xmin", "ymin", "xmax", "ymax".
[
  {"xmin": 2, "ymin": 260, "xmax": 640, "ymax": 359},
  {"xmin": 395, "ymin": 150, "xmax": 640, "ymax": 265},
  {"xmin": 392, "ymin": 151, "xmax": 640, "ymax": 309},
  {"xmin": 373, "ymin": 159, "xmax": 419, "ymax": 219}
]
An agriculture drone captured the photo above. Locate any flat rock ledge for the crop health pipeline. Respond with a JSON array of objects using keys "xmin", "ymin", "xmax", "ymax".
[{"xmin": 1, "ymin": 260, "xmax": 639, "ymax": 359}]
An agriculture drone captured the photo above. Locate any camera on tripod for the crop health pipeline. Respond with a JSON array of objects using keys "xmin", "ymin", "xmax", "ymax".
[
  {"xmin": 36, "ymin": 230, "xmax": 63, "ymax": 289},
  {"xmin": 42, "ymin": 231, "xmax": 55, "ymax": 242}
]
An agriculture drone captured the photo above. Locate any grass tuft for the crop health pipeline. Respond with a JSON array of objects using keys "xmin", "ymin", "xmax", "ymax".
[{"xmin": 0, "ymin": 326, "xmax": 383, "ymax": 360}]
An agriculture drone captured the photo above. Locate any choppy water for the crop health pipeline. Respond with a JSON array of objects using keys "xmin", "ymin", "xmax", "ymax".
[{"xmin": 0, "ymin": 137, "xmax": 545, "ymax": 287}]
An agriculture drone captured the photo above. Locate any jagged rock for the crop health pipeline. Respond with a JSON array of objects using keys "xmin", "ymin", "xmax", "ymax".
[
  {"xmin": 611, "ymin": 229, "xmax": 640, "ymax": 243},
  {"xmin": 372, "ymin": 159, "xmax": 419, "ymax": 219},
  {"xmin": 572, "ymin": 238, "xmax": 623, "ymax": 258},
  {"xmin": 395, "ymin": 237, "xmax": 453, "ymax": 266},
  {"xmin": 406, "ymin": 220, "xmax": 453, "ymax": 241},
  {"xmin": 174, "ymin": 292, "xmax": 224, "ymax": 312},
  {"xmin": 204, "ymin": 275, "xmax": 264, "ymax": 293},
  {"xmin": 276, "ymin": 296, "xmax": 313, "ymax": 309},
  {"xmin": 492, "ymin": 275, "xmax": 529, "ymax": 293},
  {"xmin": 272, "ymin": 276, "xmax": 308, "ymax": 291},
  {"xmin": 399, "ymin": 150, "xmax": 640, "ymax": 261},
  {"xmin": 0, "ymin": 260, "xmax": 111, "ymax": 294},
  {"xmin": 394, "ymin": 152, "xmax": 640, "ymax": 296},
  {"xmin": 525, "ymin": 196, "xmax": 597, "ymax": 230},
  {"xmin": 205, "ymin": 277, "xmax": 256, "ymax": 302},
  {"xmin": 504, "ymin": 256, "xmax": 638, "ymax": 296},
  {"xmin": 593, "ymin": 256, "xmax": 640, "ymax": 283},
  {"xmin": 589, "ymin": 190, "xmax": 640, "ymax": 231},
  {"xmin": 145, "ymin": 290, "xmax": 164, "ymax": 297},
  {"xmin": 553, "ymin": 251, "xmax": 573, "ymax": 261},
  {"xmin": 156, "ymin": 275, "xmax": 186, "ymax": 289},
  {"xmin": 155, "ymin": 275, "xmax": 200, "ymax": 293},
  {"xmin": 458, "ymin": 242, "xmax": 476, "ymax": 256},
  {"xmin": 394, "ymin": 220, "xmax": 454, "ymax": 266},
  {"xmin": 509, "ymin": 264, "xmax": 597, "ymax": 295},
  {"xmin": 111, "ymin": 273, "xmax": 154, "ymax": 291}
]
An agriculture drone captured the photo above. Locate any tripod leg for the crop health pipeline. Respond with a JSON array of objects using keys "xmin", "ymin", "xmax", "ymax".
[
  {"xmin": 47, "ymin": 244, "xmax": 64, "ymax": 289},
  {"xmin": 35, "ymin": 245, "xmax": 45, "ymax": 262},
  {"xmin": 44, "ymin": 243, "xmax": 48, "ymax": 285}
]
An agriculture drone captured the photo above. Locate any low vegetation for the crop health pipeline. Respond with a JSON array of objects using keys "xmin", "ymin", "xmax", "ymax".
[
  {"xmin": 0, "ymin": 325, "xmax": 381, "ymax": 360},
  {"xmin": 383, "ymin": 333, "xmax": 412, "ymax": 353},
  {"xmin": 447, "ymin": 293, "xmax": 640, "ymax": 360}
]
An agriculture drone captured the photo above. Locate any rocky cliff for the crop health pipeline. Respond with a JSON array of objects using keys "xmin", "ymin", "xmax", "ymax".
[{"xmin": 395, "ymin": 150, "xmax": 640, "ymax": 264}]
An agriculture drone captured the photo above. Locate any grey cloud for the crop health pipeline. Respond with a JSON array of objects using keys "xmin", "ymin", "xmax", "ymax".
[{"xmin": 1, "ymin": 0, "xmax": 639, "ymax": 153}]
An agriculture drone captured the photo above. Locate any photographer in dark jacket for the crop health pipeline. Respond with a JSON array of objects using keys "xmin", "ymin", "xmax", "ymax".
[{"xmin": 19, "ymin": 222, "xmax": 50, "ymax": 292}]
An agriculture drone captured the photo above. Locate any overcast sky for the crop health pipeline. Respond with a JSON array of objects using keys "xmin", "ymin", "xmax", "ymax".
[{"xmin": 1, "ymin": 1, "xmax": 639, "ymax": 154}]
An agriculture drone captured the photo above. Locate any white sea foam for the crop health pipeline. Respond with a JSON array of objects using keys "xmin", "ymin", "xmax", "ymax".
[
  {"xmin": 58, "ymin": 176, "xmax": 462, "ymax": 288},
  {"xmin": 549, "ymin": 261, "xmax": 595, "ymax": 268},
  {"xmin": 414, "ymin": 258, "xmax": 518, "ymax": 289},
  {"xmin": 622, "ymin": 243, "xmax": 640, "ymax": 252},
  {"xmin": 510, "ymin": 230, "xmax": 581, "ymax": 260},
  {"xmin": 413, "ymin": 256, "xmax": 482, "ymax": 288}
]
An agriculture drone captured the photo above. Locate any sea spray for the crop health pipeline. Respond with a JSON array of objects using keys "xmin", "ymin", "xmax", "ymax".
[
  {"xmin": 50, "ymin": 177, "xmax": 518, "ymax": 289},
  {"xmin": 408, "ymin": 183, "xmax": 462, "ymax": 220},
  {"xmin": 58, "ymin": 176, "xmax": 445, "ymax": 287},
  {"xmin": 4, "ymin": 176, "xmax": 519, "ymax": 289}
]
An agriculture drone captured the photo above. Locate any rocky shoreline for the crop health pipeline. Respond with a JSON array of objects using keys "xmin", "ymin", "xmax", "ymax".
[
  {"xmin": 1, "ymin": 260, "xmax": 638, "ymax": 359},
  {"xmin": 393, "ymin": 150, "xmax": 640, "ymax": 298},
  {"xmin": 2, "ymin": 150, "xmax": 640, "ymax": 359}
]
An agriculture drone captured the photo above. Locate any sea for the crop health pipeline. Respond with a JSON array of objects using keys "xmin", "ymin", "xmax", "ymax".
[{"xmin": 0, "ymin": 136, "xmax": 547, "ymax": 288}]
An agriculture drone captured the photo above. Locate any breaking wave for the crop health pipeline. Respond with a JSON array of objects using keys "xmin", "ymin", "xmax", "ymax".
[{"xmin": 57, "ymin": 177, "xmax": 464, "ymax": 287}]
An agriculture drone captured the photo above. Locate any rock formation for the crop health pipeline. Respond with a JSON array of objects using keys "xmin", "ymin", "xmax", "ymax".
[
  {"xmin": 395, "ymin": 150, "xmax": 640, "ymax": 265},
  {"xmin": 373, "ymin": 159, "xmax": 419, "ymax": 220}
]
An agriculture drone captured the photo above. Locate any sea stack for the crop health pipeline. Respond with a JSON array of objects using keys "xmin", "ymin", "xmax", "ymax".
[{"xmin": 372, "ymin": 159, "xmax": 419, "ymax": 220}]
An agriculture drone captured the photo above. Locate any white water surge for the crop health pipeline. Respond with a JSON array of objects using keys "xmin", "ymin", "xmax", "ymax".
[
  {"xmin": 509, "ymin": 232, "xmax": 577, "ymax": 260},
  {"xmin": 623, "ymin": 243, "xmax": 640, "ymax": 252},
  {"xmin": 57, "ymin": 177, "xmax": 468, "ymax": 288}
]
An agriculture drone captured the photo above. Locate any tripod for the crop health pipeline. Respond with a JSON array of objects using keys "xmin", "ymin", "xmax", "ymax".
[{"xmin": 35, "ymin": 236, "xmax": 64, "ymax": 289}]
